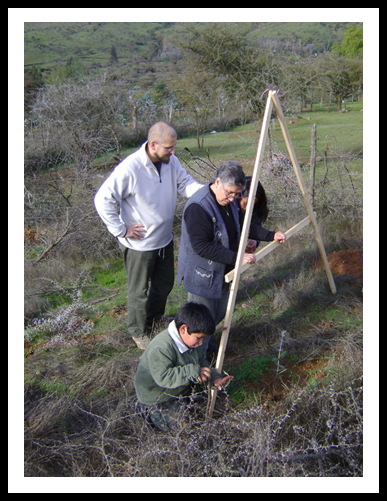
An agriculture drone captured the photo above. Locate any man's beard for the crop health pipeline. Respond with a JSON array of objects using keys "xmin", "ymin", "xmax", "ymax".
[{"xmin": 155, "ymin": 151, "xmax": 172, "ymax": 164}]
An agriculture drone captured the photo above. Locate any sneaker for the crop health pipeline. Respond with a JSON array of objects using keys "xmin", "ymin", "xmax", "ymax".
[{"xmin": 132, "ymin": 335, "xmax": 151, "ymax": 350}]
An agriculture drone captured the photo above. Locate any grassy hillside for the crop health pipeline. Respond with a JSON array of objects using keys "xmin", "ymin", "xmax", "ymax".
[
  {"xmin": 24, "ymin": 21, "xmax": 178, "ymax": 67},
  {"xmin": 24, "ymin": 21, "xmax": 360, "ymax": 85},
  {"xmin": 249, "ymin": 21, "xmax": 353, "ymax": 49}
]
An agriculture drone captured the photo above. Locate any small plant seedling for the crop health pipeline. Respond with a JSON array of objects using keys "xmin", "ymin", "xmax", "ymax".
[{"xmin": 271, "ymin": 330, "xmax": 288, "ymax": 375}]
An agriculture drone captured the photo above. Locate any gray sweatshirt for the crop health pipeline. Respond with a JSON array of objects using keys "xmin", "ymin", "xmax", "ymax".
[{"xmin": 94, "ymin": 141, "xmax": 202, "ymax": 251}]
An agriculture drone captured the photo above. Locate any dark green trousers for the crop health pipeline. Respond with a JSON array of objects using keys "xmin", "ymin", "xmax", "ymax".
[
  {"xmin": 135, "ymin": 390, "xmax": 206, "ymax": 431},
  {"xmin": 119, "ymin": 239, "xmax": 175, "ymax": 337}
]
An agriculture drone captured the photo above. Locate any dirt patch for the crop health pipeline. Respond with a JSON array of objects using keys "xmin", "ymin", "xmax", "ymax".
[
  {"xmin": 313, "ymin": 249, "xmax": 363, "ymax": 279},
  {"xmin": 230, "ymin": 356, "xmax": 329, "ymax": 407}
]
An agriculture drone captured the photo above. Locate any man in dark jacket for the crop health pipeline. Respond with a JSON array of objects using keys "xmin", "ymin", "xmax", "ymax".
[{"xmin": 177, "ymin": 161, "xmax": 285, "ymax": 354}]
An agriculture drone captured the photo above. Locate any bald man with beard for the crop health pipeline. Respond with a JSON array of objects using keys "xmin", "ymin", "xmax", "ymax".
[{"xmin": 95, "ymin": 122, "xmax": 203, "ymax": 349}]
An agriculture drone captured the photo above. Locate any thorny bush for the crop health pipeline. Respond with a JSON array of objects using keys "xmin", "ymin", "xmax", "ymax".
[
  {"xmin": 24, "ymin": 343, "xmax": 363, "ymax": 477},
  {"xmin": 24, "ymin": 273, "xmax": 100, "ymax": 343}
]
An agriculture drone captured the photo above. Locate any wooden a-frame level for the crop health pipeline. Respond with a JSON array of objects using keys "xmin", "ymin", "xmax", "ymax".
[{"xmin": 207, "ymin": 91, "xmax": 336, "ymax": 418}]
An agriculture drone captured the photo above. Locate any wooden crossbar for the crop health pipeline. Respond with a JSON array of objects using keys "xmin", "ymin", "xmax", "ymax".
[{"xmin": 224, "ymin": 215, "xmax": 312, "ymax": 283}]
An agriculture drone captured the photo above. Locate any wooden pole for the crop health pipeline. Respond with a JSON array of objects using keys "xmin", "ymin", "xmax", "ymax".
[
  {"xmin": 310, "ymin": 124, "xmax": 317, "ymax": 208},
  {"xmin": 207, "ymin": 94, "xmax": 274, "ymax": 418},
  {"xmin": 270, "ymin": 92, "xmax": 336, "ymax": 294}
]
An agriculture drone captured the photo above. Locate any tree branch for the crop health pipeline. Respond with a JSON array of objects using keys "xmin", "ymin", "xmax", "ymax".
[{"xmin": 35, "ymin": 219, "xmax": 73, "ymax": 264}]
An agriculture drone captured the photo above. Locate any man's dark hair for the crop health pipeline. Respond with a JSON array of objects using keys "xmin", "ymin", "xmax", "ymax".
[
  {"xmin": 216, "ymin": 160, "xmax": 246, "ymax": 190},
  {"xmin": 175, "ymin": 302, "xmax": 216, "ymax": 335}
]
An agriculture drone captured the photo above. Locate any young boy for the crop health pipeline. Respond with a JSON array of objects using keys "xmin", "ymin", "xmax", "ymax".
[{"xmin": 134, "ymin": 302, "xmax": 233, "ymax": 431}]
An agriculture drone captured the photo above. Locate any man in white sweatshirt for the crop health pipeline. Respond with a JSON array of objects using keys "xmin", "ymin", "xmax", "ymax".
[{"xmin": 94, "ymin": 122, "xmax": 203, "ymax": 349}]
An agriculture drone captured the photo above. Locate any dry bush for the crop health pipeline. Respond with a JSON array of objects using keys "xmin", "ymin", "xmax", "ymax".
[
  {"xmin": 24, "ymin": 373, "xmax": 362, "ymax": 477},
  {"xmin": 24, "ymin": 323, "xmax": 363, "ymax": 477},
  {"xmin": 259, "ymin": 140, "xmax": 363, "ymax": 221}
]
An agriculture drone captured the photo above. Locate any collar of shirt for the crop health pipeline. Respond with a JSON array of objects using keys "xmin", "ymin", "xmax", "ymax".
[
  {"xmin": 153, "ymin": 160, "xmax": 162, "ymax": 175},
  {"xmin": 168, "ymin": 320, "xmax": 189, "ymax": 354}
]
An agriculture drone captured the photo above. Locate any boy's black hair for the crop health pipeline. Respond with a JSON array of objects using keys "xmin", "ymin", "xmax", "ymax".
[
  {"xmin": 241, "ymin": 176, "xmax": 269, "ymax": 223},
  {"xmin": 174, "ymin": 302, "xmax": 216, "ymax": 336}
]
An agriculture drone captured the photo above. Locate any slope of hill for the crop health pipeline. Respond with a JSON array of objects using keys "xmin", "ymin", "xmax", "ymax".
[{"xmin": 24, "ymin": 21, "xmax": 360, "ymax": 86}]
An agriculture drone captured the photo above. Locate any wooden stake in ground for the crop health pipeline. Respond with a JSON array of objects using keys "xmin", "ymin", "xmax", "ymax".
[
  {"xmin": 207, "ymin": 91, "xmax": 337, "ymax": 418},
  {"xmin": 207, "ymin": 94, "xmax": 274, "ymax": 418},
  {"xmin": 310, "ymin": 123, "xmax": 317, "ymax": 208}
]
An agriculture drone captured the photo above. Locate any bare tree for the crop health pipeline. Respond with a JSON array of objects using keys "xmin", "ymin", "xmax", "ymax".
[
  {"xmin": 25, "ymin": 74, "xmax": 128, "ymax": 264},
  {"xmin": 170, "ymin": 60, "xmax": 218, "ymax": 149},
  {"xmin": 32, "ymin": 74, "xmax": 127, "ymax": 175}
]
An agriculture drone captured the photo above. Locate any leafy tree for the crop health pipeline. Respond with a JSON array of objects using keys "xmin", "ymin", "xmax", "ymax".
[
  {"xmin": 47, "ymin": 57, "xmax": 87, "ymax": 85},
  {"xmin": 176, "ymin": 23, "xmax": 279, "ymax": 120},
  {"xmin": 148, "ymin": 38, "xmax": 162, "ymax": 59},
  {"xmin": 110, "ymin": 45, "xmax": 118, "ymax": 64},
  {"xmin": 151, "ymin": 80, "xmax": 170, "ymax": 107},
  {"xmin": 332, "ymin": 26, "xmax": 363, "ymax": 59},
  {"xmin": 170, "ymin": 59, "xmax": 218, "ymax": 149}
]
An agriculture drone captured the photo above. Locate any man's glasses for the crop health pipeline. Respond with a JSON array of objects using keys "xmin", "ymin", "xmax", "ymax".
[
  {"xmin": 220, "ymin": 181, "xmax": 243, "ymax": 200},
  {"xmin": 156, "ymin": 142, "xmax": 177, "ymax": 152}
]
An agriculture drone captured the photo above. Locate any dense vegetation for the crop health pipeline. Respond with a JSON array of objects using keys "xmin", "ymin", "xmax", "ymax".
[{"xmin": 17, "ymin": 21, "xmax": 373, "ymax": 486}]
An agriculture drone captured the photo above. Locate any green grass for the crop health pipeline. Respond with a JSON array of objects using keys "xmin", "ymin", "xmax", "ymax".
[
  {"xmin": 110, "ymin": 103, "xmax": 363, "ymax": 174},
  {"xmin": 271, "ymin": 102, "xmax": 363, "ymax": 161},
  {"xmin": 91, "ymin": 259, "xmax": 126, "ymax": 288},
  {"xmin": 228, "ymin": 355, "xmax": 273, "ymax": 405}
]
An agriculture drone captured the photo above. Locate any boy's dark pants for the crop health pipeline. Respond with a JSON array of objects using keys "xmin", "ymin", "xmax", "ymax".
[
  {"xmin": 119, "ymin": 239, "xmax": 174, "ymax": 338},
  {"xmin": 135, "ymin": 399, "xmax": 184, "ymax": 432},
  {"xmin": 135, "ymin": 391, "xmax": 206, "ymax": 432}
]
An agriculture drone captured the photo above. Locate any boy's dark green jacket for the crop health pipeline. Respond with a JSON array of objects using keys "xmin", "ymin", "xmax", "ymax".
[{"xmin": 134, "ymin": 322, "xmax": 222, "ymax": 405}]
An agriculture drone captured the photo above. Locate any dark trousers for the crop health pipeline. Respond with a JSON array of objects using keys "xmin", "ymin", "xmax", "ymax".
[
  {"xmin": 187, "ymin": 280, "xmax": 230, "ymax": 354},
  {"xmin": 135, "ymin": 390, "xmax": 206, "ymax": 431},
  {"xmin": 119, "ymin": 239, "xmax": 175, "ymax": 337}
]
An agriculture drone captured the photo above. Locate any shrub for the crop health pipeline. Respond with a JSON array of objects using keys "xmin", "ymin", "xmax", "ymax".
[{"xmin": 24, "ymin": 273, "xmax": 99, "ymax": 343}]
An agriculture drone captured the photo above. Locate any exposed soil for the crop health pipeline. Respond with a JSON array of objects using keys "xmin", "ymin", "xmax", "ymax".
[
  {"xmin": 224, "ymin": 249, "xmax": 363, "ymax": 405},
  {"xmin": 228, "ymin": 355, "xmax": 330, "ymax": 408},
  {"xmin": 313, "ymin": 248, "xmax": 363, "ymax": 279}
]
